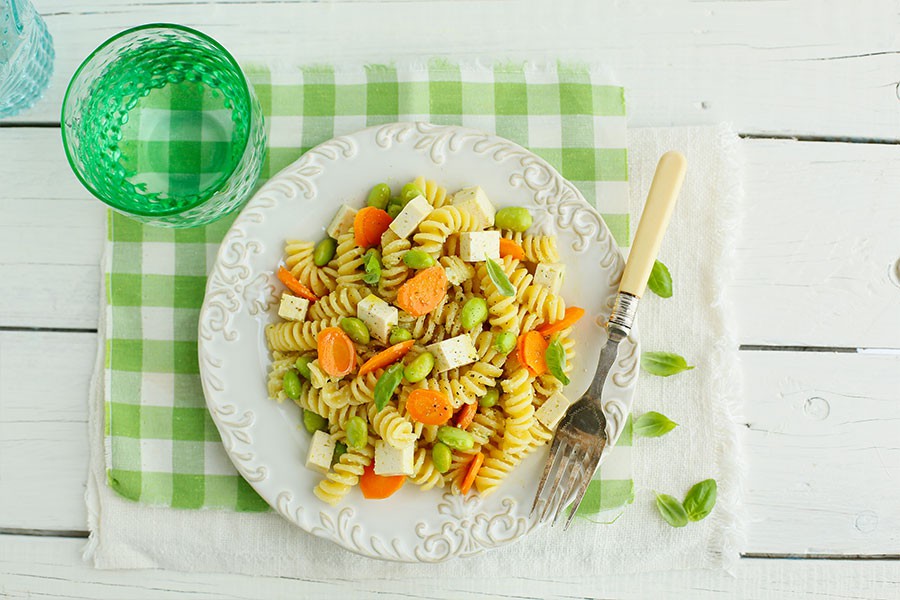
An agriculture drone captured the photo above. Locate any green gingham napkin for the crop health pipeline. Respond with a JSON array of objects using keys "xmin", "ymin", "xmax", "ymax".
[{"xmin": 104, "ymin": 61, "xmax": 633, "ymax": 516}]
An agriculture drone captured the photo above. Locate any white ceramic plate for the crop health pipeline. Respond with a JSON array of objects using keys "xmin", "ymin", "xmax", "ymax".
[{"xmin": 198, "ymin": 122, "xmax": 639, "ymax": 562}]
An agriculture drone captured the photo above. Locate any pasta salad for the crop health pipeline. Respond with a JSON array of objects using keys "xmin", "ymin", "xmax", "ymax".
[{"xmin": 265, "ymin": 177, "xmax": 585, "ymax": 505}]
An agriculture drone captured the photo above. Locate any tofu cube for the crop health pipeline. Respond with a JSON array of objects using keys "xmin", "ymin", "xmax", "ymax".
[
  {"xmin": 388, "ymin": 195, "xmax": 432, "ymax": 239},
  {"xmin": 374, "ymin": 440, "xmax": 415, "ymax": 476},
  {"xmin": 533, "ymin": 263, "xmax": 566, "ymax": 294},
  {"xmin": 305, "ymin": 430, "xmax": 336, "ymax": 475},
  {"xmin": 326, "ymin": 204, "xmax": 358, "ymax": 239},
  {"xmin": 425, "ymin": 334, "xmax": 478, "ymax": 372},
  {"xmin": 277, "ymin": 293, "xmax": 310, "ymax": 322},
  {"xmin": 459, "ymin": 231, "xmax": 500, "ymax": 262},
  {"xmin": 357, "ymin": 294, "xmax": 398, "ymax": 343},
  {"xmin": 535, "ymin": 392, "xmax": 572, "ymax": 430},
  {"xmin": 452, "ymin": 186, "xmax": 495, "ymax": 228}
]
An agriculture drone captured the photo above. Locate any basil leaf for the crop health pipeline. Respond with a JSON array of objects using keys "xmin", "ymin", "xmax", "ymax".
[
  {"xmin": 363, "ymin": 249, "xmax": 382, "ymax": 285},
  {"xmin": 647, "ymin": 259, "xmax": 673, "ymax": 298},
  {"xmin": 485, "ymin": 258, "xmax": 515, "ymax": 297},
  {"xmin": 633, "ymin": 411, "xmax": 678, "ymax": 438},
  {"xmin": 545, "ymin": 338, "xmax": 570, "ymax": 385},
  {"xmin": 683, "ymin": 479, "xmax": 717, "ymax": 522},
  {"xmin": 641, "ymin": 351, "xmax": 694, "ymax": 377},
  {"xmin": 331, "ymin": 441, "xmax": 348, "ymax": 465},
  {"xmin": 655, "ymin": 493, "xmax": 689, "ymax": 528},
  {"xmin": 374, "ymin": 363, "xmax": 404, "ymax": 411}
]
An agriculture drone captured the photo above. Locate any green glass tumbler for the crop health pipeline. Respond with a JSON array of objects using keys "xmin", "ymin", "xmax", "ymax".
[{"xmin": 61, "ymin": 24, "xmax": 266, "ymax": 228}]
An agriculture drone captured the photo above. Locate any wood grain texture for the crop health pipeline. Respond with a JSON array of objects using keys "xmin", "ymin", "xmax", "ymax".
[
  {"xmin": 3, "ymin": 0, "xmax": 898, "ymax": 138},
  {"xmin": 3, "ymin": 130, "xmax": 899, "ymax": 347},
  {"xmin": 2, "ymin": 536, "xmax": 900, "ymax": 600}
]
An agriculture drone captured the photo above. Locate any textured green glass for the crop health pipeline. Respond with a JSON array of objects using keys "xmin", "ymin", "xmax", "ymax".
[{"xmin": 61, "ymin": 24, "xmax": 266, "ymax": 228}]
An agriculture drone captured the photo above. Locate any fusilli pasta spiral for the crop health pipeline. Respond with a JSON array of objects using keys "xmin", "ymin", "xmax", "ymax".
[
  {"xmin": 314, "ymin": 435, "xmax": 375, "ymax": 505},
  {"xmin": 334, "ymin": 231, "xmax": 366, "ymax": 287},
  {"xmin": 412, "ymin": 176, "xmax": 451, "ymax": 208},
  {"xmin": 501, "ymin": 231, "xmax": 560, "ymax": 263},
  {"xmin": 410, "ymin": 447, "xmax": 445, "ymax": 491},
  {"xmin": 308, "ymin": 285, "xmax": 366, "ymax": 321},
  {"xmin": 284, "ymin": 240, "xmax": 338, "ymax": 297},
  {"xmin": 265, "ymin": 317, "xmax": 342, "ymax": 352},
  {"xmin": 413, "ymin": 205, "xmax": 479, "ymax": 259},
  {"xmin": 499, "ymin": 365, "xmax": 535, "ymax": 456},
  {"xmin": 367, "ymin": 401, "xmax": 418, "ymax": 449}
]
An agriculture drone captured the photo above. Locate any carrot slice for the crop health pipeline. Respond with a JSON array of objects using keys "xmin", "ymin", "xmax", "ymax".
[
  {"xmin": 498, "ymin": 238, "xmax": 526, "ymax": 261},
  {"xmin": 406, "ymin": 389, "xmax": 453, "ymax": 426},
  {"xmin": 317, "ymin": 327, "xmax": 357, "ymax": 378},
  {"xmin": 358, "ymin": 340, "xmax": 415, "ymax": 377},
  {"xmin": 354, "ymin": 207, "xmax": 393, "ymax": 249},
  {"xmin": 459, "ymin": 451, "xmax": 485, "ymax": 495},
  {"xmin": 396, "ymin": 265, "xmax": 447, "ymax": 317},
  {"xmin": 535, "ymin": 306, "xmax": 586, "ymax": 338},
  {"xmin": 517, "ymin": 330, "xmax": 548, "ymax": 377},
  {"xmin": 359, "ymin": 463, "xmax": 406, "ymax": 499},
  {"xmin": 277, "ymin": 266, "xmax": 318, "ymax": 302},
  {"xmin": 455, "ymin": 402, "xmax": 477, "ymax": 430}
]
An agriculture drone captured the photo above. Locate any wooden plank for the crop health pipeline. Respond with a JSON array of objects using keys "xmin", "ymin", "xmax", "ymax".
[
  {"xmin": 0, "ymin": 331, "xmax": 95, "ymax": 531},
  {"xmin": 1, "ymin": 535, "xmax": 899, "ymax": 600},
  {"xmin": 0, "ymin": 128, "xmax": 104, "ymax": 329},
  {"xmin": 3, "ymin": 333, "xmax": 899, "ymax": 555},
  {"xmin": 5, "ymin": 0, "xmax": 898, "ymax": 138},
  {"xmin": 3, "ymin": 130, "xmax": 899, "ymax": 347},
  {"xmin": 743, "ymin": 351, "xmax": 900, "ymax": 554},
  {"xmin": 734, "ymin": 139, "xmax": 900, "ymax": 348}
]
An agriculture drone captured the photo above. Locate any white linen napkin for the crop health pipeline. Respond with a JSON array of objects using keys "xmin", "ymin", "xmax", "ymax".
[{"xmin": 85, "ymin": 125, "xmax": 745, "ymax": 576}]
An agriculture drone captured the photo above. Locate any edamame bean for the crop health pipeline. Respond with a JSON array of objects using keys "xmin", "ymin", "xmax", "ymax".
[
  {"xmin": 495, "ymin": 207, "xmax": 533, "ymax": 233},
  {"xmin": 402, "ymin": 249, "xmax": 436, "ymax": 270},
  {"xmin": 282, "ymin": 370, "xmax": 303, "ymax": 400},
  {"xmin": 303, "ymin": 409, "xmax": 328, "ymax": 433},
  {"xmin": 404, "ymin": 352, "xmax": 435, "ymax": 383},
  {"xmin": 313, "ymin": 237, "xmax": 337, "ymax": 266},
  {"xmin": 432, "ymin": 442, "xmax": 452, "ymax": 473},
  {"xmin": 346, "ymin": 416, "xmax": 368, "ymax": 449},
  {"xmin": 400, "ymin": 183, "xmax": 424, "ymax": 203},
  {"xmin": 389, "ymin": 327, "xmax": 412, "ymax": 345},
  {"xmin": 479, "ymin": 388, "xmax": 500, "ymax": 408},
  {"xmin": 340, "ymin": 317, "xmax": 370, "ymax": 344},
  {"xmin": 493, "ymin": 331, "xmax": 516, "ymax": 355},
  {"xmin": 386, "ymin": 197, "xmax": 404, "ymax": 218},
  {"xmin": 294, "ymin": 356, "xmax": 313, "ymax": 379},
  {"xmin": 332, "ymin": 441, "xmax": 348, "ymax": 464},
  {"xmin": 367, "ymin": 183, "xmax": 391, "ymax": 209},
  {"xmin": 460, "ymin": 297, "xmax": 488, "ymax": 330},
  {"xmin": 437, "ymin": 425, "xmax": 475, "ymax": 451}
]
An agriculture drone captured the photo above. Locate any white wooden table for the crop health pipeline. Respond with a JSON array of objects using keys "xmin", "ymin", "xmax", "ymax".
[{"xmin": 2, "ymin": 1, "xmax": 899, "ymax": 598}]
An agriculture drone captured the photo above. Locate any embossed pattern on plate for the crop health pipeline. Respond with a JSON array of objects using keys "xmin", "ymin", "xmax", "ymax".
[{"xmin": 198, "ymin": 122, "xmax": 639, "ymax": 562}]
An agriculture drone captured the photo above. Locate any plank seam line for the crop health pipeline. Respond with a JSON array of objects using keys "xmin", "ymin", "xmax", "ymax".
[
  {"xmin": 739, "ymin": 133, "xmax": 900, "ymax": 145},
  {"xmin": 0, "ymin": 325, "xmax": 98, "ymax": 334},
  {"xmin": 743, "ymin": 552, "xmax": 900, "ymax": 560},
  {"xmin": 739, "ymin": 345, "xmax": 858, "ymax": 353},
  {"xmin": 0, "ymin": 121, "xmax": 60, "ymax": 128},
  {"xmin": 0, "ymin": 528, "xmax": 88, "ymax": 538}
]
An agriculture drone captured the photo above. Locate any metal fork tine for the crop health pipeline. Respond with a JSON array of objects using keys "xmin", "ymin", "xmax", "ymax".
[
  {"xmin": 543, "ymin": 444, "xmax": 582, "ymax": 524},
  {"xmin": 538, "ymin": 443, "xmax": 575, "ymax": 524},
  {"xmin": 552, "ymin": 447, "xmax": 586, "ymax": 525},
  {"xmin": 530, "ymin": 436, "xmax": 564, "ymax": 516},
  {"xmin": 563, "ymin": 452, "xmax": 602, "ymax": 530}
]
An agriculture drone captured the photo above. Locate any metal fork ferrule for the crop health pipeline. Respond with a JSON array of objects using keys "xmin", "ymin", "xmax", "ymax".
[{"xmin": 607, "ymin": 292, "xmax": 639, "ymax": 341}]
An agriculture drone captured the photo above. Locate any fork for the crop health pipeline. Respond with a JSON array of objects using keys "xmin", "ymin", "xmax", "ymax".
[{"xmin": 531, "ymin": 151, "xmax": 687, "ymax": 529}]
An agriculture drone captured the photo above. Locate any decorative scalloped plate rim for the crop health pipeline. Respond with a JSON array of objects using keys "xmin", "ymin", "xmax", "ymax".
[{"xmin": 198, "ymin": 122, "xmax": 639, "ymax": 562}]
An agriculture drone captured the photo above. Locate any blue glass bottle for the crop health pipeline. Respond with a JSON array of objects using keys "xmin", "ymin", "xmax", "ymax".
[{"xmin": 0, "ymin": 0, "xmax": 53, "ymax": 118}]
